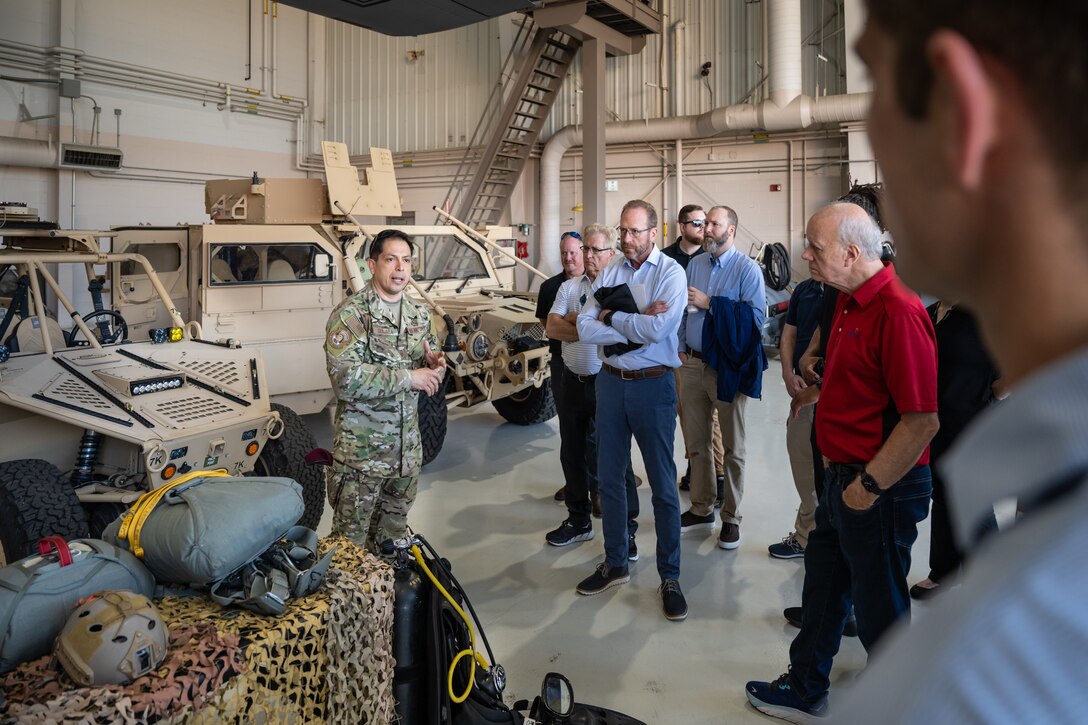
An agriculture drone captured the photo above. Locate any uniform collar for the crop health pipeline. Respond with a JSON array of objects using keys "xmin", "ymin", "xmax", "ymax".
[{"xmin": 709, "ymin": 244, "xmax": 739, "ymax": 268}]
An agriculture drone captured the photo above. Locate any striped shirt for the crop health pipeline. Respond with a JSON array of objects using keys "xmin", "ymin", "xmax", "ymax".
[{"xmin": 550, "ymin": 275, "xmax": 601, "ymax": 375}]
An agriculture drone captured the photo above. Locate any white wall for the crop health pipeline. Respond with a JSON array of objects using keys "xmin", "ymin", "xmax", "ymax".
[{"xmin": 0, "ymin": 0, "xmax": 311, "ymax": 230}]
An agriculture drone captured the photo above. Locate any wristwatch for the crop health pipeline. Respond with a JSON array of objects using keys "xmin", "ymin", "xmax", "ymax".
[
  {"xmin": 859, "ymin": 471, "xmax": 883, "ymax": 496},
  {"xmin": 603, "ymin": 310, "xmax": 616, "ymax": 326}
]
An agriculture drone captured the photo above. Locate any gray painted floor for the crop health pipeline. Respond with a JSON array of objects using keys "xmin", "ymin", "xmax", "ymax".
[{"xmin": 305, "ymin": 367, "xmax": 936, "ymax": 723}]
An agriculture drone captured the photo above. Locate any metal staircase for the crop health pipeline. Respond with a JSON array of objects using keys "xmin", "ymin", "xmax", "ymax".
[{"xmin": 443, "ymin": 21, "xmax": 580, "ymax": 230}]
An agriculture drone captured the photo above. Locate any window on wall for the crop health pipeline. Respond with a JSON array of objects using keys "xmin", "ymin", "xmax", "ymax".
[{"xmin": 209, "ymin": 243, "xmax": 333, "ymax": 285}]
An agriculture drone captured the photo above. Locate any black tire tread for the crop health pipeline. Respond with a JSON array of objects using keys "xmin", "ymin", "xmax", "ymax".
[
  {"xmin": 492, "ymin": 384, "xmax": 556, "ymax": 426},
  {"xmin": 0, "ymin": 459, "xmax": 89, "ymax": 563},
  {"xmin": 254, "ymin": 404, "xmax": 326, "ymax": 530},
  {"xmin": 418, "ymin": 387, "xmax": 448, "ymax": 466}
]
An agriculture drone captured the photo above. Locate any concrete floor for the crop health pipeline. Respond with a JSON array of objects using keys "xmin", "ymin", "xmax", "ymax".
[{"xmin": 306, "ymin": 367, "xmax": 936, "ymax": 723}]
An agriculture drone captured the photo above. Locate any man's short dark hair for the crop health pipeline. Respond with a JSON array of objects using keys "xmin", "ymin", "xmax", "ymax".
[
  {"xmin": 621, "ymin": 199, "xmax": 658, "ymax": 231},
  {"xmin": 709, "ymin": 205, "xmax": 739, "ymax": 233},
  {"xmin": 678, "ymin": 204, "xmax": 703, "ymax": 223},
  {"xmin": 369, "ymin": 229, "xmax": 415, "ymax": 260},
  {"xmin": 865, "ymin": 1, "xmax": 1088, "ymax": 187}
]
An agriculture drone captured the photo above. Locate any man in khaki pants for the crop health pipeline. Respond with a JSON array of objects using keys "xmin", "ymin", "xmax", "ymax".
[{"xmin": 675, "ymin": 206, "xmax": 766, "ymax": 550}]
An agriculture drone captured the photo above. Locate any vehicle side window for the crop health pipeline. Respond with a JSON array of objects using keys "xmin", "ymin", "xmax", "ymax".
[{"xmin": 209, "ymin": 244, "xmax": 333, "ymax": 285}]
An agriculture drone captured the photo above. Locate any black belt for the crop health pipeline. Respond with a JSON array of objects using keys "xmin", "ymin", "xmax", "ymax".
[
  {"xmin": 687, "ymin": 348, "xmax": 703, "ymax": 360},
  {"xmin": 602, "ymin": 363, "xmax": 668, "ymax": 380},
  {"xmin": 564, "ymin": 369, "xmax": 597, "ymax": 383}
]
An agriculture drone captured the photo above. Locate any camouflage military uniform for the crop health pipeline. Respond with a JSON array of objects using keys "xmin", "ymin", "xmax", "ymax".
[{"xmin": 325, "ymin": 281, "xmax": 437, "ymax": 553}]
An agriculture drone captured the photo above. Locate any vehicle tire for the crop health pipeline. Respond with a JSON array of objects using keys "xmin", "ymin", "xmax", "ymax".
[
  {"xmin": 253, "ymin": 404, "xmax": 326, "ymax": 530},
  {"xmin": 86, "ymin": 502, "xmax": 129, "ymax": 539},
  {"xmin": 0, "ymin": 459, "xmax": 90, "ymax": 565},
  {"xmin": 418, "ymin": 386, "xmax": 448, "ymax": 466},
  {"xmin": 492, "ymin": 384, "xmax": 556, "ymax": 426}
]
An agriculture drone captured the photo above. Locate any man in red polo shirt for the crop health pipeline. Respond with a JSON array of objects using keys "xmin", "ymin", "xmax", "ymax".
[{"xmin": 745, "ymin": 202, "xmax": 938, "ymax": 721}]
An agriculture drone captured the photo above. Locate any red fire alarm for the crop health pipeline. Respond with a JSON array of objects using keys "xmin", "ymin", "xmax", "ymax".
[
  {"xmin": 516, "ymin": 240, "xmax": 529, "ymax": 259},
  {"xmin": 769, "ymin": 184, "xmax": 783, "ymax": 192}
]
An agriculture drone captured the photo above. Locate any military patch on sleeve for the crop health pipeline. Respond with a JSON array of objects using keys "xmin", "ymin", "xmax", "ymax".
[
  {"xmin": 342, "ymin": 310, "xmax": 368, "ymax": 339},
  {"xmin": 327, "ymin": 322, "xmax": 352, "ymax": 355}
]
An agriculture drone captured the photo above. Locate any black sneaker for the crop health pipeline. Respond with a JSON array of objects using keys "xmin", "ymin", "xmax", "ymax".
[
  {"xmin": 745, "ymin": 672, "xmax": 829, "ymax": 721},
  {"xmin": 679, "ymin": 463, "xmax": 691, "ymax": 491},
  {"xmin": 576, "ymin": 562, "xmax": 629, "ymax": 595},
  {"xmin": 680, "ymin": 510, "xmax": 715, "ymax": 532},
  {"xmin": 714, "ymin": 475, "xmax": 724, "ymax": 508},
  {"xmin": 783, "ymin": 606, "xmax": 857, "ymax": 637},
  {"xmin": 554, "ymin": 486, "xmax": 566, "ymax": 502},
  {"xmin": 545, "ymin": 519, "xmax": 594, "ymax": 547},
  {"xmin": 659, "ymin": 579, "xmax": 688, "ymax": 621},
  {"xmin": 628, "ymin": 535, "xmax": 639, "ymax": 562}
]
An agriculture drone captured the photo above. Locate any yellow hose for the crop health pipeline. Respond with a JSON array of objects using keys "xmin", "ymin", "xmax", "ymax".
[{"xmin": 410, "ymin": 544, "xmax": 490, "ymax": 704}]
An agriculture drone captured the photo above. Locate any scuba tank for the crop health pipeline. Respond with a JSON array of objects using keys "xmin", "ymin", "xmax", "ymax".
[{"xmin": 385, "ymin": 532, "xmax": 647, "ymax": 725}]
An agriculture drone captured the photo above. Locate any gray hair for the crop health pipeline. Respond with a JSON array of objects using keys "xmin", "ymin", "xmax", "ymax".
[
  {"xmin": 831, "ymin": 202, "xmax": 883, "ymax": 260},
  {"xmin": 583, "ymin": 223, "xmax": 619, "ymax": 248}
]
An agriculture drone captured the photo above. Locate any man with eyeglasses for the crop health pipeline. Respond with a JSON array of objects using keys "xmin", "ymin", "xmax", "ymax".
[
  {"xmin": 576, "ymin": 200, "xmax": 689, "ymax": 621},
  {"xmin": 544, "ymin": 224, "xmax": 641, "ymax": 553},
  {"xmin": 676, "ymin": 205, "xmax": 766, "ymax": 551},
  {"xmin": 536, "ymin": 231, "xmax": 585, "ymax": 502},
  {"xmin": 663, "ymin": 204, "xmax": 726, "ymax": 497}
]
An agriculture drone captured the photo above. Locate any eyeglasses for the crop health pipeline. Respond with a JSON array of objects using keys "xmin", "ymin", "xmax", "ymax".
[
  {"xmin": 680, "ymin": 219, "xmax": 705, "ymax": 228},
  {"xmin": 582, "ymin": 245, "xmax": 613, "ymax": 255},
  {"xmin": 561, "ymin": 231, "xmax": 582, "ymax": 240},
  {"xmin": 616, "ymin": 226, "xmax": 652, "ymax": 239}
]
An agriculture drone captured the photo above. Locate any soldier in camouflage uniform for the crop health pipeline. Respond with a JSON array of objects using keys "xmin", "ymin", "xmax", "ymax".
[{"xmin": 325, "ymin": 229, "xmax": 446, "ymax": 553}]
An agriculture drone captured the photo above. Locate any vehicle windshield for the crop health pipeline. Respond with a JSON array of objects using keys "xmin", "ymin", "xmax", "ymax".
[{"xmin": 358, "ymin": 233, "xmax": 489, "ymax": 282}]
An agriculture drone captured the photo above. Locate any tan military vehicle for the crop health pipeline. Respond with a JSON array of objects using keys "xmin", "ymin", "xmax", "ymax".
[
  {"xmin": 0, "ymin": 229, "xmax": 325, "ymax": 565},
  {"xmin": 110, "ymin": 142, "xmax": 554, "ymax": 464}
]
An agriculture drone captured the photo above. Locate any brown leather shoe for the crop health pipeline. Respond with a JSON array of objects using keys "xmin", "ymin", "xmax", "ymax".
[{"xmin": 592, "ymin": 493, "xmax": 602, "ymax": 518}]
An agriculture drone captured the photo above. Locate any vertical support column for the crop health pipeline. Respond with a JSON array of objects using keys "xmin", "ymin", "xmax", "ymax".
[
  {"xmin": 582, "ymin": 37, "xmax": 607, "ymax": 226},
  {"xmin": 844, "ymin": 0, "xmax": 876, "ymax": 185}
]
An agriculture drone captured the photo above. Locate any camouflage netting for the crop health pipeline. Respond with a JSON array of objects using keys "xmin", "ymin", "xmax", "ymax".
[{"xmin": 0, "ymin": 538, "xmax": 396, "ymax": 725}]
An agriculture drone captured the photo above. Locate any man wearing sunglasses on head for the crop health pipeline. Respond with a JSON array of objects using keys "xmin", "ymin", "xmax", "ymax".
[{"xmin": 537, "ymin": 231, "xmax": 585, "ymax": 502}]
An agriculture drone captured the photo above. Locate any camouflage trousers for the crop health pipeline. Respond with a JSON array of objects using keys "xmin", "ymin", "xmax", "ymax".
[{"xmin": 329, "ymin": 466, "xmax": 418, "ymax": 555}]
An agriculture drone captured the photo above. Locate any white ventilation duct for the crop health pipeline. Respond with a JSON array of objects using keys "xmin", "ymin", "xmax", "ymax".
[
  {"xmin": 0, "ymin": 136, "xmax": 55, "ymax": 168},
  {"xmin": 537, "ymin": 0, "xmax": 871, "ymax": 275}
]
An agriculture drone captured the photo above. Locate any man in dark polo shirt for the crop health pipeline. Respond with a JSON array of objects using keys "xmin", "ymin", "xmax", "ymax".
[
  {"xmin": 537, "ymin": 231, "xmax": 584, "ymax": 501},
  {"xmin": 745, "ymin": 202, "xmax": 938, "ymax": 721}
]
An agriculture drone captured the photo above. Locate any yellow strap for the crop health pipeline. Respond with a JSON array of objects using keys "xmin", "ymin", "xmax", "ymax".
[{"xmin": 117, "ymin": 469, "xmax": 229, "ymax": 558}]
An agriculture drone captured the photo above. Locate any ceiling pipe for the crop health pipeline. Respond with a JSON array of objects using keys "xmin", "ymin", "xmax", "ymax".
[{"xmin": 537, "ymin": 0, "xmax": 868, "ymax": 275}]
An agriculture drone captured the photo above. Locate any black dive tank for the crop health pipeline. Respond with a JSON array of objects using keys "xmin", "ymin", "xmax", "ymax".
[{"xmin": 393, "ymin": 566, "xmax": 431, "ymax": 724}]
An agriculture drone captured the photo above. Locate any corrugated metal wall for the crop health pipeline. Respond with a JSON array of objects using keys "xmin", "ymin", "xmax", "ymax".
[
  {"xmin": 325, "ymin": 1, "xmax": 846, "ymax": 154},
  {"xmin": 325, "ymin": 18, "xmax": 502, "ymax": 153},
  {"xmin": 544, "ymin": 0, "xmax": 846, "ymax": 135}
]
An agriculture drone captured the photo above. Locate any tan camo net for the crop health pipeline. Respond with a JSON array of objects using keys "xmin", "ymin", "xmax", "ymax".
[{"xmin": 0, "ymin": 537, "xmax": 396, "ymax": 724}]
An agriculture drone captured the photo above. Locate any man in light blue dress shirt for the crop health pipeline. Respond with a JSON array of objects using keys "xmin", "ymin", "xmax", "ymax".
[
  {"xmin": 575, "ymin": 199, "xmax": 690, "ymax": 621},
  {"xmin": 676, "ymin": 205, "xmax": 766, "ymax": 550}
]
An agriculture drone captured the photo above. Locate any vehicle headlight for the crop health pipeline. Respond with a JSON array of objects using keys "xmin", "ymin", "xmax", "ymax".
[{"xmin": 467, "ymin": 331, "xmax": 490, "ymax": 361}]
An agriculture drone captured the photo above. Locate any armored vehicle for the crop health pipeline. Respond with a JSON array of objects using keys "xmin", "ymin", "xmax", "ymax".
[
  {"xmin": 0, "ymin": 229, "xmax": 325, "ymax": 565},
  {"xmin": 110, "ymin": 142, "xmax": 554, "ymax": 464}
]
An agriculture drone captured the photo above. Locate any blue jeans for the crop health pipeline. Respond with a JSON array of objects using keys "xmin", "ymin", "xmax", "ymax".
[
  {"xmin": 559, "ymin": 370, "xmax": 639, "ymax": 530},
  {"xmin": 595, "ymin": 370, "xmax": 681, "ymax": 581},
  {"xmin": 788, "ymin": 463, "xmax": 931, "ymax": 701}
]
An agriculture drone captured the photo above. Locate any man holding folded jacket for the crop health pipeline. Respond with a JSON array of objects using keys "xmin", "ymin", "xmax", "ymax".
[
  {"xmin": 676, "ymin": 205, "xmax": 767, "ymax": 551},
  {"xmin": 575, "ymin": 199, "xmax": 689, "ymax": 621}
]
